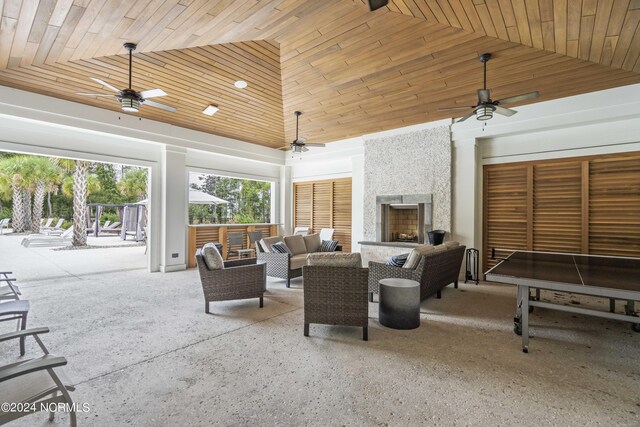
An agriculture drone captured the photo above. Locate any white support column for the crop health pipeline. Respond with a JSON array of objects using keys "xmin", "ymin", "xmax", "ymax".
[
  {"xmin": 279, "ymin": 165, "xmax": 292, "ymax": 235},
  {"xmin": 160, "ymin": 146, "xmax": 188, "ymax": 272},
  {"xmin": 351, "ymin": 154, "xmax": 364, "ymax": 252},
  {"xmin": 452, "ymin": 138, "xmax": 478, "ymax": 251}
]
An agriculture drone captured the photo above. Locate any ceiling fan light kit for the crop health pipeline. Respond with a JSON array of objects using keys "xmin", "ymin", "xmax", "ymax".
[
  {"xmin": 438, "ymin": 53, "xmax": 540, "ymax": 123},
  {"xmin": 77, "ymin": 42, "xmax": 177, "ymax": 114}
]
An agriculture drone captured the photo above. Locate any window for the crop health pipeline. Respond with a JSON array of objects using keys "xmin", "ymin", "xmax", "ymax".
[{"xmin": 188, "ymin": 172, "xmax": 272, "ymax": 225}]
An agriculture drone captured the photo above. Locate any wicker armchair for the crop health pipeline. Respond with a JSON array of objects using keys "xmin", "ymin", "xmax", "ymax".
[
  {"xmin": 196, "ymin": 250, "xmax": 266, "ymax": 313},
  {"xmin": 368, "ymin": 245, "xmax": 466, "ymax": 302},
  {"xmin": 256, "ymin": 251, "xmax": 302, "ymax": 288},
  {"xmin": 303, "ymin": 265, "xmax": 369, "ymax": 341}
]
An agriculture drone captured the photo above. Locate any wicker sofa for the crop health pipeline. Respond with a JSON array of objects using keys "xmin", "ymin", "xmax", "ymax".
[
  {"xmin": 368, "ymin": 242, "xmax": 466, "ymax": 302},
  {"xmin": 256, "ymin": 234, "xmax": 333, "ymax": 287}
]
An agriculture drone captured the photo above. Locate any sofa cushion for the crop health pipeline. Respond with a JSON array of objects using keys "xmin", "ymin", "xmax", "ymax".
[
  {"xmin": 290, "ymin": 254, "xmax": 307, "ymax": 270},
  {"xmin": 303, "ymin": 233, "xmax": 322, "ymax": 253},
  {"xmin": 402, "ymin": 245, "xmax": 435, "ymax": 269},
  {"xmin": 319, "ymin": 240, "xmax": 339, "ymax": 252},
  {"xmin": 260, "ymin": 236, "xmax": 282, "ymax": 253},
  {"xmin": 307, "ymin": 252, "xmax": 362, "ymax": 267},
  {"xmin": 271, "ymin": 241, "xmax": 291, "ymax": 254},
  {"xmin": 284, "ymin": 235, "xmax": 307, "ymax": 256},
  {"xmin": 202, "ymin": 243, "xmax": 224, "ymax": 270},
  {"xmin": 444, "ymin": 240, "xmax": 460, "ymax": 249}
]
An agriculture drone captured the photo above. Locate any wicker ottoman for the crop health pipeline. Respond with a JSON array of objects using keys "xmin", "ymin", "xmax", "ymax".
[{"xmin": 378, "ymin": 278, "xmax": 420, "ymax": 330}]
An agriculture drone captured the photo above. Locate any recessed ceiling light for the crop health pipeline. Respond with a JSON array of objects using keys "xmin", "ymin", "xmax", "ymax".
[
  {"xmin": 234, "ymin": 80, "xmax": 248, "ymax": 89},
  {"xmin": 202, "ymin": 105, "xmax": 219, "ymax": 116}
]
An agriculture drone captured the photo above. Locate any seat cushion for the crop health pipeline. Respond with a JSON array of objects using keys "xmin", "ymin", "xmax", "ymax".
[
  {"xmin": 260, "ymin": 236, "xmax": 282, "ymax": 253},
  {"xmin": 202, "ymin": 243, "xmax": 224, "ymax": 270},
  {"xmin": 303, "ymin": 233, "xmax": 322, "ymax": 253},
  {"xmin": 307, "ymin": 252, "xmax": 362, "ymax": 267},
  {"xmin": 290, "ymin": 254, "xmax": 308, "ymax": 270},
  {"xmin": 284, "ymin": 235, "xmax": 307, "ymax": 256}
]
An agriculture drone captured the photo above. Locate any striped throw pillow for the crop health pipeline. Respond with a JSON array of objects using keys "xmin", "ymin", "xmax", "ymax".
[
  {"xmin": 319, "ymin": 240, "xmax": 339, "ymax": 252},
  {"xmin": 271, "ymin": 241, "xmax": 291, "ymax": 254},
  {"xmin": 387, "ymin": 253, "xmax": 409, "ymax": 267}
]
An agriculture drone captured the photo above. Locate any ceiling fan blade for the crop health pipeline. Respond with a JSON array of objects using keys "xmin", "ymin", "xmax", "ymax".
[
  {"xmin": 302, "ymin": 146, "xmax": 309, "ymax": 152},
  {"xmin": 495, "ymin": 91, "xmax": 539, "ymax": 105},
  {"xmin": 293, "ymin": 137, "xmax": 307, "ymax": 144},
  {"xmin": 277, "ymin": 146, "xmax": 291, "ymax": 151},
  {"xmin": 493, "ymin": 105, "xmax": 517, "ymax": 117},
  {"xmin": 144, "ymin": 100, "xmax": 177, "ymax": 112},
  {"xmin": 139, "ymin": 88, "xmax": 167, "ymax": 99},
  {"xmin": 456, "ymin": 109, "xmax": 478, "ymax": 123},
  {"xmin": 76, "ymin": 93, "xmax": 117, "ymax": 97},
  {"xmin": 477, "ymin": 89, "xmax": 491, "ymax": 103},
  {"xmin": 90, "ymin": 77, "xmax": 121, "ymax": 93},
  {"xmin": 438, "ymin": 106, "xmax": 474, "ymax": 111},
  {"xmin": 304, "ymin": 143, "xmax": 326, "ymax": 147}
]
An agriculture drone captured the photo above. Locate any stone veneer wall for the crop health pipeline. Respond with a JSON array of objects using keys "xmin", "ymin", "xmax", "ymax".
[{"xmin": 363, "ymin": 125, "xmax": 451, "ymax": 241}]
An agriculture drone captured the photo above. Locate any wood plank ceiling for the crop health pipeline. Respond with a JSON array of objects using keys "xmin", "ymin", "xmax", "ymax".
[{"xmin": 0, "ymin": 0, "xmax": 639, "ymax": 148}]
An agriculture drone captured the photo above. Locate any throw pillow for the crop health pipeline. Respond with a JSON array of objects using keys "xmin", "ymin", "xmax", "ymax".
[
  {"xmin": 303, "ymin": 233, "xmax": 322, "ymax": 253},
  {"xmin": 444, "ymin": 240, "xmax": 460, "ymax": 249},
  {"xmin": 402, "ymin": 249, "xmax": 422, "ymax": 269},
  {"xmin": 202, "ymin": 243, "xmax": 224, "ymax": 270},
  {"xmin": 306, "ymin": 252, "xmax": 362, "ymax": 267},
  {"xmin": 319, "ymin": 240, "xmax": 339, "ymax": 252},
  {"xmin": 271, "ymin": 241, "xmax": 292, "ymax": 254},
  {"xmin": 387, "ymin": 253, "xmax": 409, "ymax": 267}
]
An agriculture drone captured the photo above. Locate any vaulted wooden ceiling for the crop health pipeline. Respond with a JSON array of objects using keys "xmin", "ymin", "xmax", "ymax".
[{"xmin": 0, "ymin": 0, "xmax": 639, "ymax": 149}]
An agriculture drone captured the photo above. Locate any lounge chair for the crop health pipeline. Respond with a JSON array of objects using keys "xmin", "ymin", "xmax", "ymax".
[
  {"xmin": 40, "ymin": 218, "xmax": 54, "ymax": 230},
  {"xmin": 0, "ymin": 300, "xmax": 30, "ymax": 355},
  {"xmin": 42, "ymin": 218, "xmax": 64, "ymax": 234},
  {"xmin": 21, "ymin": 227, "xmax": 73, "ymax": 247},
  {"xmin": 100, "ymin": 221, "xmax": 121, "ymax": 235},
  {"xmin": 0, "ymin": 273, "xmax": 20, "ymax": 301},
  {"xmin": 0, "ymin": 218, "xmax": 10, "ymax": 234},
  {"xmin": 0, "ymin": 327, "xmax": 76, "ymax": 426}
]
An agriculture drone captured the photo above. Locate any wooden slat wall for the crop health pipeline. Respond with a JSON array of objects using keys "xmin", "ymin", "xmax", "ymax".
[
  {"xmin": 483, "ymin": 152, "xmax": 640, "ymax": 271},
  {"xmin": 293, "ymin": 178, "xmax": 352, "ymax": 253},
  {"xmin": 533, "ymin": 161, "xmax": 582, "ymax": 253},
  {"xmin": 484, "ymin": 165, "xmax": 528, "ymax": 270},
  {"xmin": 187, "ymin": 223, "xmax": 278, "ymax": 268},
  {"xmin": 589, "ymin": 156, "xmax": 640, "ymax": 257}
]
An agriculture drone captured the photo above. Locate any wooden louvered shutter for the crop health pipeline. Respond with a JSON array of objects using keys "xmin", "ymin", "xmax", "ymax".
[
  {"xmin": 294, "ymin": 183, "xmax": 312, "ymax": 229},
  {"xmin": 484, "ymin": 165, "xmax": 529, "ymax": 270},
  {"xmin": 293, "ymin": 178, "xmax": 352, "ymax": 252},
  {"xmin": 332, "ymin": 179, "xmax": 352, "ymax": 253},
  {"xmin": 312, "ymin": 182, "xmax": 332, "ymax": 231},
  {"xmin": 589, "ymin": 155, "xmax": 640, "ymax": 257},
  {"xmin": 532, "ymin": 161, "xmax": 582, "ymax": 253}
]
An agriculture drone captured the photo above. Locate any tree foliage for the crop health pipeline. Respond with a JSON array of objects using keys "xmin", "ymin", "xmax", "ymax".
[{"xmin": 190, "ymin": 174, "xmax": 271, "ymax": 224}]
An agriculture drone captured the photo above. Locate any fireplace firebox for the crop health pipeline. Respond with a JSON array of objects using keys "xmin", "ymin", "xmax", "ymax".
[{"xmin": 376, "ymin": 194, "xmax": 433, "ymax": 244}]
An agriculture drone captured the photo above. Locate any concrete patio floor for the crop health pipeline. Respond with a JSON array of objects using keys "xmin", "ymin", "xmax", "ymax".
[{"xmin": 0, "ymin": 241, "xmax": 638, "ymax": 426}]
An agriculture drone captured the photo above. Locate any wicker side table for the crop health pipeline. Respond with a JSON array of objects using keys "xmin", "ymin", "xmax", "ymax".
[{"xmin": 378, "ymin": 278, "xmax": 420, "ymax": 330}]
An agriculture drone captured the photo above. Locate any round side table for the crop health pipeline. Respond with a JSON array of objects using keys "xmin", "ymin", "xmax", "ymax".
[{"xmin": 378, "ymin": 278, "xmax": 420, "ymax": 329}]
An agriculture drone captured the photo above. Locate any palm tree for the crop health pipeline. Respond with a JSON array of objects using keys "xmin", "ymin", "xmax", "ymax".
[
  {"xmin": 118, "ymin": 168, "xmax": 148, "ymax": 201},
  {"xmin": 25, "ymin": 157, "xmax": 61, "ymax": 233},
  {"xmin": 57, "ymin": 159, "xmax": 97, "ymax": 246},
  {"xmin": 0, "ymin": 156, "xmax": 30, "ymax": 233}
]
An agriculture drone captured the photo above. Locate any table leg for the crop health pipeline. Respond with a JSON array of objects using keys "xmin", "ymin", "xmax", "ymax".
[{"xmin": 521, "ymin": 285, "xmax": 529, "ymax": 353}]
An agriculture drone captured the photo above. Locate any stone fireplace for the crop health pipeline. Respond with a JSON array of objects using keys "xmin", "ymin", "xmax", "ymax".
[{"xmin": 376, "ymin": 194, "xmax": 432, "ymax": 244}]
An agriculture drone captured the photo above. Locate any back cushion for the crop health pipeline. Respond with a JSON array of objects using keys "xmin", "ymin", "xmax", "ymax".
[
  {"xmin": 202, "ymin": 243, "xmax": 224, "ymax": 270},
  {"xmin": 303, "ymin": 233, "xmax": 322, "ymax": 253},
  {"xmin": 260, "ymin": 236, "xmax": 282, "ymax": 253},
  {"xmin": 284, "ymin": 235, "xmax": 307, "ymax": 255},
  {"xmin": 444, "ymin": 241, "xmax": 460, "ymax": 249},
  {"xmin": 307, "ymin": 252, "xmax": 362, "ymax": 268}
]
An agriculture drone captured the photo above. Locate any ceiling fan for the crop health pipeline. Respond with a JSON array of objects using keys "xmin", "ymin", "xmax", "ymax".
[
  {"xmin": 367, "ymin": 0, "xmax": 388, "ymax": 11},
  {"xmin": 76, "ymin": 42, "xmax": 176, "ymax": 113},
  {"xmin": 439, "ymin": 53, "xmax": 539, "ymax": 122},
  {"xmin": 277, "ymin": 111, "xmax": 326, "ymax": 153}
]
